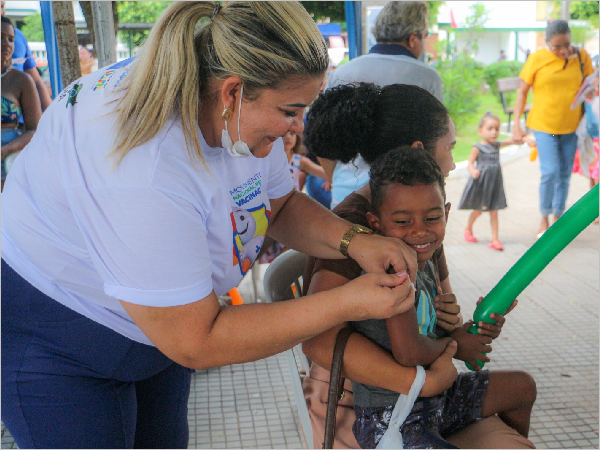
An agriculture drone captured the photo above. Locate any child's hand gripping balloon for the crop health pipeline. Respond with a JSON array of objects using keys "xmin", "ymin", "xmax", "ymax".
[{"xmin": 466, "ymin": 184, "xmax": 599, "ymax": 370}]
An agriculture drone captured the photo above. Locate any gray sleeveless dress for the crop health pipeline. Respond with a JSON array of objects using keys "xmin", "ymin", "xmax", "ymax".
[{"xmin": 458, "ymin": 142, "xmax": 507, "ymax": 211}]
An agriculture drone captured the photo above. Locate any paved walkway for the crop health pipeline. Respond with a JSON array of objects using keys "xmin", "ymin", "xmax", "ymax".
[{"xmin": 2, "ymin": 150, "xmax": 598, "ymax": 449}]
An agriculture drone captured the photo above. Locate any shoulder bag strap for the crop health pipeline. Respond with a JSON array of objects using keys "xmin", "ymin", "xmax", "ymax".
[
  {"xmin": 576, "ymin": 48, "xmax": 586, "ymax": 114},
  {"xmin": 323, "ymin": 326, "xmax": 354, "ymax": 449}
]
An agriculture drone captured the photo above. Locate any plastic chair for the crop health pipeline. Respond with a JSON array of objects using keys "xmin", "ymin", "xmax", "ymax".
[{"xmin": 263, "ymin": 250, "xmax": 314, "ymax": 449}]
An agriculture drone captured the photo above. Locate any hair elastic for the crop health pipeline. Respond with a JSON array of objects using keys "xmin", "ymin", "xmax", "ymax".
[{"xmin": 210, "ymin": 3, "xmax": 221, "ymax": 21}]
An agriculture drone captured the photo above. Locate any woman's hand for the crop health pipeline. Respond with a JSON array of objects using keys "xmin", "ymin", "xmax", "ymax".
[
  {"xmin": 347, "ymin": 233, "xmax": 418, "ymax": 283},
  {"xmin": 339, "ymin": 271, "xmax": 415, "ymax": 322},
  {"xmin": 435, "ymin": 292, "xmax": 461, "ymax": 332},
  {"xmin": 420, "ymin": 340, "xmax": 458, "ymax": 397},
  {"xmin": 474, "ymin": 297, "xmax": 517, "ymax": 340},
  {"xmin": 469, "ymin": 168, "xmax": 481, "ymax": 179},
  {"xmin": 512, "ymin": 126, "xmax": 526, "ymax": 144},
  {"xmin": 450, "ymin": 321, "xmax": 493, "ymax": 370}
]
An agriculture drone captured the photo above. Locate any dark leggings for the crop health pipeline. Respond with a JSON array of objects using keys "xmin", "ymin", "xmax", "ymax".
[{"xmin": 1, "ymin": 259, "xmax": 193, "ymax": 449}]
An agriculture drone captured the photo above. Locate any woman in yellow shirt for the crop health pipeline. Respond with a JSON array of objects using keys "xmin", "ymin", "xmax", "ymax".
[{"xmin": 512, "ymin": 20, "xmax": 593, "ymax": 238}]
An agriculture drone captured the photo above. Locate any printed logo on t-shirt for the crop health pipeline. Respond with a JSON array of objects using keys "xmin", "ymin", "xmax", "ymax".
[
  {"xmin": 230, "ymin": 172, "xmax": 262, "ymax": 207},
  {"xmin": 231, "ymin": 205, "xmax": 270, "ymax": 276},
  {"xmin": 111, "ymin": 71, "xmax": 129, "ymax": 91},
  {"xmin": 57, "ymin": 81, "xmax": 77, "ymax": 102},
  {"xmin": 65, "ymin": 83, "xmax": 83, "ymax": 108},
  {"xmin": 92, "ymin": 69, "xmax": 117, "ymax": 91}
]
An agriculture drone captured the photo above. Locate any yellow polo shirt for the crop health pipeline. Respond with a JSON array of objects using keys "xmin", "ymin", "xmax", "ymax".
[{"xmin": 519, "ymin": 47, "xmax": 593, "ymax": 135}]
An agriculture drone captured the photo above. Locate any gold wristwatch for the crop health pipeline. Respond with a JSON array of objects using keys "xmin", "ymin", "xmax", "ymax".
[{"xmin": 339, "ymin": 224, "xmax": 373, "ymax": 258}]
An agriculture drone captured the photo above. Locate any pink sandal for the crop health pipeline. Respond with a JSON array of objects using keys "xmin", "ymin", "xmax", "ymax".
[
  {"xmin": 489, "ymin": 239, "xmax": 504, "ymax": 251},
  {"xmin": 464, "ymin": 229, "xmax": 478, "ymax": 243}
]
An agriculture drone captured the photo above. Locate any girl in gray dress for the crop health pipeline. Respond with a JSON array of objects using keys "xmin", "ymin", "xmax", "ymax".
[{"xmin": 459, "ymin": 113, "xmax": 534, "ymax": 250}]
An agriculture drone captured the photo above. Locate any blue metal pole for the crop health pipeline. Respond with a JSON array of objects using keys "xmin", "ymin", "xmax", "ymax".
[
  {"xmin": 353, "ymin": 1, "xmax": 362, "ymax": 57},
  {"xmin": 344, "ymin": 2, "xmax": 357, "ymax": 60},
  {"xmin": 40, "ymin": 1, "xmax": 62, "ymax": 98},
  {"xmin": 344, "ymin": 1, "xmax": 363, "ymax": 59}
]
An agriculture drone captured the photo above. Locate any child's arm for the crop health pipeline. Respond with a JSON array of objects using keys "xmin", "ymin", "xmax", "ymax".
[
  {"xmin": 498, "ymin": 136, "xmax": 535, "ymax": 147},
  {"xmin": 386, "ymin": 309, "xmax": 454, "ymax": 367},
  {"xmin": 446, "ymin": 298, "xmax": 517, "ymax": 370},
  {"xmin": 467, "ymin": 146, "xmax": 481, "ymax": 179},
  {"xmin": 299, "ymin": 155, "xmax": 328, "ymax": 180}
]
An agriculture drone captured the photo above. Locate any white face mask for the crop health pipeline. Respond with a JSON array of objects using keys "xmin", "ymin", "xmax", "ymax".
[{"xmin": 222, "ymin": 84, "xmax": 252, "ymax": 158}]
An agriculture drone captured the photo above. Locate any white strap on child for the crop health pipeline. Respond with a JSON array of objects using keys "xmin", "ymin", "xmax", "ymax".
[{"xmin": 376, "ymin": 365, "xmax": 426, "ymax": 449}]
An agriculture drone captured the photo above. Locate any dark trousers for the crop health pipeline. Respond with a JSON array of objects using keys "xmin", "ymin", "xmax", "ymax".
[{"xmin": 1, "ymin": 259, "xmax": 193, "ymax": 449}]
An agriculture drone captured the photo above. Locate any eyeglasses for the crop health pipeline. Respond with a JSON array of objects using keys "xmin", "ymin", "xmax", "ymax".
[{"xmin": 547, "ymin": 42, "xmax": 571, "ymax": 51}]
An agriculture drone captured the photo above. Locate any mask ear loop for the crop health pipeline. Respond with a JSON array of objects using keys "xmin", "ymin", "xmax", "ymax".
[{"xmin": 237, "ymin": 85, "xmax": 244, "ymax": 143}]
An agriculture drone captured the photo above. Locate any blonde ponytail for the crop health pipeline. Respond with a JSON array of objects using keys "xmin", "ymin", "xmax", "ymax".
[
  {"xmin": 111, "ymin": 2, "xmax": 213, "ymax": 167},
  {"xmin": 110, "ymin": 1, "xmax": 328, "ymax": 168}
]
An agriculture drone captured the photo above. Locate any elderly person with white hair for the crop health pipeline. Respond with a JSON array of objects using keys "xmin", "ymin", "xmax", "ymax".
[{"xmin": 326, "ymin": 1, "xmax": 441, "ymax": 102}]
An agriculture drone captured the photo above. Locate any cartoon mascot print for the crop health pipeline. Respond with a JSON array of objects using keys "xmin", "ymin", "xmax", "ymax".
[{"xmin": 231, "ymin": 205, "xmax": 270, "ymax": 276}]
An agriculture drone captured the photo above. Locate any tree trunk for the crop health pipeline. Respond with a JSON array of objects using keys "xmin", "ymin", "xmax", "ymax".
[
  {"xmin": 561, "ymin": 1, "xmax": 571, "ymax": 20},
  {"xmin": 52, "ymin": 1, "xmax": 81, "ymax": 87},
  {"xmin": 79, "ymin": 1, "xmax": 96, "ymax": 50},
  {"xmin": 92, "ymin": 1, "xmax": 117, "ymax": 68},
  {"xmin": 81, "ymin": 1, "xmax": 119, "ymax": 53}
]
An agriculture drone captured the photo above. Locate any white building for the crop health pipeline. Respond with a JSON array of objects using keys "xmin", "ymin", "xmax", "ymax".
[{"xmin": 436, "ymin": 1, "xmax": 597, "ymax": 65}]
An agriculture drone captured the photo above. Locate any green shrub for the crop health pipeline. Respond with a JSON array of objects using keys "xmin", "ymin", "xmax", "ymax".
[
  {"xmin": 436, "ymin": 54, "xmax": 485, "ymax": 131},
  {"xmin": 483, "ymin": 61, "xmax": 524, "ymax": 100}
]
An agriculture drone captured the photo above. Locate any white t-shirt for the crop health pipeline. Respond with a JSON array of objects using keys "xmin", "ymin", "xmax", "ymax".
[{"xmin": 1, "ymin": 62, "xmax": 294, "ymax": 345}]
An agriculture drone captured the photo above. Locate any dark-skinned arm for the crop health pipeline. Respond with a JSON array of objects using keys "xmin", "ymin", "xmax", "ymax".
[{"xmin": 386, "ymin": 307, "xmax": 453, "ymax": 367}]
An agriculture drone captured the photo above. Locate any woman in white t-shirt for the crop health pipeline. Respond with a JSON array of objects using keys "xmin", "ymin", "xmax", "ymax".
[{"xmin": 1, "ymin": 2, "xmax": 458, "ymax": 448}]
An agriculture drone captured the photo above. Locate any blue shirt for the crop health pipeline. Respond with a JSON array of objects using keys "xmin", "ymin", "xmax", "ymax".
[{"xmin": 12, "ymin": 28, "xmax": 36, "ymax": 72}]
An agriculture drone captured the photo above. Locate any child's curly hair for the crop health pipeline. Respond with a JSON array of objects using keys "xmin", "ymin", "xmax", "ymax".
[{"xmin": 369, "ymin": 145, "xmax": 445, "ymax": 214}]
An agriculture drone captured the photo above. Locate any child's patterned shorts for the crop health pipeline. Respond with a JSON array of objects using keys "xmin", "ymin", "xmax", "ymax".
[{"xmin": 353, "ymin": 370, "xmax": 490, "ymax": 449}]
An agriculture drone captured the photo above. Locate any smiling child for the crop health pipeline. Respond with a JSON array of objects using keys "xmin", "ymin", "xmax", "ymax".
[{"xmin": 349, "ymin": 145, "xmax": 536, "ymax": 449}]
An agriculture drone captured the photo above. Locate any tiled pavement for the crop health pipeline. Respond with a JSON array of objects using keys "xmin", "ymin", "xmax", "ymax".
[{"xmin": 2, "ymin": 148, "xmax": 598, "ymax": 449}]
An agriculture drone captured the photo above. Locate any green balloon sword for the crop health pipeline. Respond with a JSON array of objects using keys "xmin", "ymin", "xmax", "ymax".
[{"xmin": 466, "ymin": 184, "xmax": 599, "ymax": 370}]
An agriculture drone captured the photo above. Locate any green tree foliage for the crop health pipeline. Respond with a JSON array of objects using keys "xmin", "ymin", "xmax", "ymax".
[
  {"xmin": 548, "ymin": 1, "xmax": 599, "ymax": 29},
  {"xmin": 437, "ymin": 55, "xmax": 485, "ymax": 131},
  {"xmin": 116, "ymin": 1, "xmax": 170, "ymax": 46},
  {"xmin": 300, "ymin": 2, "xmax": 345, "ymax": 23},
  {"xmin": 20, "ymin": 12, "xmax": 44, "ymax": 42},
  {"xmin": 456, "ymin": 3, "xmax": 490, "ymax": 55},
  {"xmin": 571, "ymin": 0, "xmax": 599, "ymax": 21},
  {"xmin": 571, "ymin": 0, "xmax": 599, "ymax": 34},
  {"xmin": 483, "ymin": 61, "xmax": 524, "ymax": 105},
  {"xmin": 427, "ymin": 1, "xmax": 445, "ymax": 28},
  {"xmin": 436, "ymin": 3, "xmax": 489, "ymax": 132}
]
